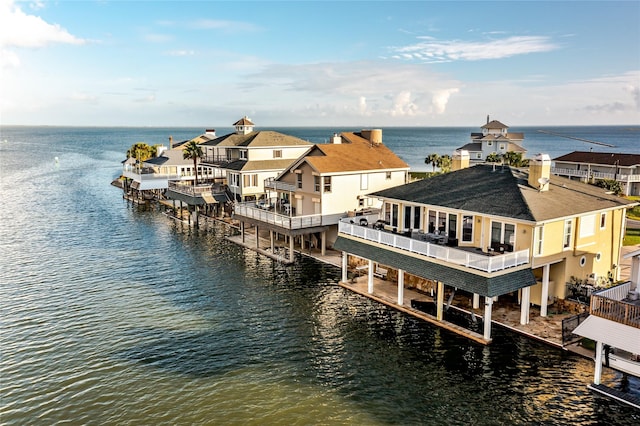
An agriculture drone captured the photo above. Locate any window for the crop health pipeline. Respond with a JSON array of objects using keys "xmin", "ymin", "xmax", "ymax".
[
  {"xmin": 534, "ymin": 226, "xmax": 543, "ymax": 256},
  {"xmin": 600, "ymin": 212, "xmax": 606, "ymax": 229},
  {"xmin": 491, "ymin": 221, "xmax": 515, "ymax": 250},
  {"xmin": 314, "ymin": 176, "xmax": 320, "ymax": 192},
  {"xmin": 297, "ymin": 173, "xmax": 303, "ymax": 189},
  {"xmin": 414, "ymin": 207, "xmax": 421, "ymax": 231},
  {"xmin": 487, "ymin": 141, "xmax": 493, "ymax": 146},
  {"xmin": 323, "ymin": 176, "xmax": 332, "ymax": 193},
  {"xmin": 386, "ymin": 171, "xmax": 392, "ymax": 180},
  {"xmin": 243, "ymin": 174, "xmax": 258, "ymax": 187},
  {"xmin": 229, "ymin": 173, "xmax": 239, "ymax": 187},
  {"xmin": 476, "ymin": 153, "xmax": 482, "ymax": 159},
  {"xmin": 240, "ymin": 150, "xmax": 247, "ymax": 160},
  {"xmin": 448, "ymin": 214, "xmax": 457, "ymax": 239},
  {"xmin": 360, "ymin": 174, "xmax": 368, "ymax": 190},
  {"xmin": 499, "ymin": 144, "xmax": 506, "ymax": 150},
  {"xmin": 273, "ymin": 150, "xmax": 282, "ymax": 158},
  {"xmin": 462, "ymin": 215, "xmax": 473, "ymax": 242},
  {"xmin": 564, "ymin": 219, "xmax": 573, "ymax": 249},
  {"xmin": 579, "ymin": 214, "xmax": 595, "ymax": 238}
]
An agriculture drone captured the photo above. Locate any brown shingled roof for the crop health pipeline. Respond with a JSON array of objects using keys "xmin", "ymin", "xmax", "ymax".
[
  {"xmin": 553, "ymin": 151, "xmax": 640, "ymax": 167},
  {"xmin": 481, "ymin": 120, "xmax": 508, "ymax": 129},
  {"xmin": 233, "ymin": 116, "xmax": 255, "ymax": 126},
  {"xmin": 302, "ymin": 132, "xmax": 409, "ymax": 174}
]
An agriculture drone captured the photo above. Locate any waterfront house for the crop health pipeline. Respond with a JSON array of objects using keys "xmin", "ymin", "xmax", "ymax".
[
  {"xmin": 334, "ymin": 154, "xmax": 638, "ymax": 342},
  {"xmin": 121, "ymin": 130, "xmax": 221, "ymax": 195},
  {"xmin": 552, "ymin": 151, "xmax": 640, "ymax": 196},
  {"xmin": 232, "ymin": 129, "xmax": 410, "ymax": 263},
  {"xmin": 199, "ymin": 116, "xmax": 313, "ymax": 202},
  {"xmin": 457, "ymin": 116, "xmax": 526, "ymax": 163},
  {"xmin": 573, "ymin": 248, "xmax": 640, "ymax": 408}
]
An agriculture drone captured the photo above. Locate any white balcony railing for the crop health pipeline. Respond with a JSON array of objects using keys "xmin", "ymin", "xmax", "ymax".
[
  {"xmin": 234, "ymin": 202, "xmax": 344, "ymax": 230},
  {"xmin": 551, "ymin": 167, "xmax": 640, "ymax": 182},
  {"xmin": 168, "ymin": 182, "xmax": 213, "ymax": 196},
  {"xmin": 339, "ymin": 221, "xmax": 530, "ymax": 274}
]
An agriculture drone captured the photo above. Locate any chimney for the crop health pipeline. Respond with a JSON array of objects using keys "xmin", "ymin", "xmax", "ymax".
[
  {"xmin": 331, "ymin": 133, "xmax": 342, "ymax": 144},
  {"xmin": 452, "ymin": 149, "xmax": 470, "ymax": 171},
  {"xmin": 528, "ymin": 153, "xmax": 551, "ymax": 191},
  {"xmin": 361, "ymin": 129, "xmax": 383, "ymax": 145},
  {"xmin": 487, "ymin": 114, "xmax": 490, "ymax": 124},
  {"xmin": 169, "ymin": 135, "xmax": 173, "ymax": 149}
]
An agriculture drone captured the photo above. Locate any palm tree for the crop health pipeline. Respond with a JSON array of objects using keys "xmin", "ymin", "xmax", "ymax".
[
  {"xmin": 425, "ymin": 153, "xmax": 440, "ymax": 172},
  {"xmin": 502, "ymin": 151, "xmax": 527, "ymax": 167},
  {"xmin": 437, "ymin": 154, "xmax": 452, "ymax": 173},
  {"xmin": 183, "ymin": 140, "xmax": 204, "ymax": 185}
]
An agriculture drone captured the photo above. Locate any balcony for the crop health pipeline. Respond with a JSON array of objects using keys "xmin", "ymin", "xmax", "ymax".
[
  {"xmin": 590, "ymin": 282, "xmax": 640, "ymax": 329},
  {"xmin": 168, "ymin": 182, "xmax": 214, "ymax": 196},
  {"xmin": 234, "ymin": 201, "xmax": 344, "ymax": 230},
  {"xmin": 338, "ymin": 221, "xmax": 530, "ymax": 274},
  {"xmin": 551, "ymin": 167, "xmax": 640, "ymax": 183},
  {"xmin": 264, "ymin": 178, "xmax": 297, "ymax": 192}
]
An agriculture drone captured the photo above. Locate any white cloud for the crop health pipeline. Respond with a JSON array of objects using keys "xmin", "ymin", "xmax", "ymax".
[
  {"xmin": 391, "ymin": 35, "xmax": 559, "ymax": 63},
  {"xmin": 0, "ymin": 0, "xmax": 84, "ymax": 48},
  {"xmin": 0, "ymin": 0, "xmax": 84, "ymax": 68},
  {"xmin": 390, "ymin": 91, "xmax": 418, "ymax": 117},
  {"xmin": 431, "ymin": 88, "xmax": 460, "ymax": 114}
]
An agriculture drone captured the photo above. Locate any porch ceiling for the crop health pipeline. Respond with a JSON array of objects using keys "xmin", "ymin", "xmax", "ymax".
[{"xmin": 334, "ymin": 236, "xmax": 536, "ymax": 297}]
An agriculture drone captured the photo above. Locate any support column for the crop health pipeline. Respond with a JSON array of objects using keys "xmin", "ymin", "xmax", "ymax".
[
  {"xmin": 255, "ymin": 226, "xmax": 260, "ymax": 249},
  {"xmin": 397, "ymin": 269, "xmax": 404, "ymax": 306},
  {"xmin": 630, "ymin": 255, "xmax": 639, "ymax": 288},
  {"xmin": 483, "ymin": 296, "xmax": 493, "ymax": 340},
  {"xmin": 241, "ymin": 222, "xmax": 245, "ymax": 244},
  {"xmin": 270, "ymin": 230, "xmax": 274, "ymax": 252},
  {"xmin": 594, "ymin": 341, "xmax": 603, "ymax": 385},
  {"xmin": 473, "ymin": 293, "xmax": 480, "ymax": 309},
  {"xmin": 367, "ymin": 259, "xmax": 374, "ymax": 294},
  {"xmin": 321, "ymin": 231, "xmax": 326, "ymax": 256},
  {"xmin": 341, "ymin": 252, "xmax": 348, "ymax": 283},
  {"xmin": 541, "ymin": 264, "xmax": 550, "ymax": 317},
  {"xmin": 436, "ymin": 281, "xmax": 444, "ymax": 321},
  {"xmin": 520, "ymin": 286, "xmax": 531, "ymax": 325},
  {"xmin": 289, "ymin": 235, "xmax": 294, "ymax": 263}
]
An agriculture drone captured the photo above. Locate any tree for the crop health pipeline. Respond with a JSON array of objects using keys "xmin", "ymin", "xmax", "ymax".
[
  {"xmin": 425, "ymin": 153, "xmax": 440, "ymax": 172},
  {"xmin": 126, "ymin": 142, "xmax": 156, "ymax": 161},
  {"xmin": 596, "ymin": 179, "xmax": 623, "ymax": 196},
  {"xmin": 183, "ymin": 140, "xmax": 204, "ymax": 185},
  {"xmin": 485, "ymin": 152, "xmax": 502, "ymax": 164},
  {"xmin": 502, "ymin": 151, "xmax": 528, "ymax": 167},
  {"xmin": 437, "ymin": 154, "xmax": 452, "ymax": 173}
]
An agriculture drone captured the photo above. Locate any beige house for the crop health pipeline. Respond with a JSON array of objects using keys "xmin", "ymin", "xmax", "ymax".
[
  {"xmin": 233, "ymin": 129, "xmax": 410, "ymax": 262},
  {"xmin": 335, "ymin": 154, "xmax": 637, "ymax": 342},
  {"xmin": 552, "ymin": 151, "xmax": 640, "ymax": 196}
]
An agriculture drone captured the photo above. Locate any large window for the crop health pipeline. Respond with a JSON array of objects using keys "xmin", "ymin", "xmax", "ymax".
[
  {"xmin": 384, "ymin": 202, "xmax": 399, "ymax": 227},
  {"xmin": 323, "ymin": 176, "xmax": 332, "ymax": 193},
  {"xmin": 448, "ymin": 214, "xmax": 457, "ymax": 239},
  {"xmin": 534, "ymin": 226, "xmax": 544, "ymax": 256},
  {"xmin": 314, "ymin": 176, "xmax": 320, "ymax": 192},
  {"xmin": 243, "ymin": 174, "xmax": 258, "ymax": 188},
  {"xmin": 491, "ymin": 221, "xmax": 515, "ymax": 249},
  {"xmin": 403, "ymin": 205, "xmax": 422, "ymax": 230},
  {"xmin": 462, "ymin": 215, "xmax": 473, "ymax": 242}
]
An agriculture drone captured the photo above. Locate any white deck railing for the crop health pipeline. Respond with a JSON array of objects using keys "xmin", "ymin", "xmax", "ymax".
[
  {"xmin": 339, "ymin": 221, "xmax": 530, "ymax": 273},
  {"xmin": 551, "ymin": 167, "xmax": 640, "ymax": 182},
  {"xmin": 234, "ymin": 202, "xmax": 344, "ymax": 230}
]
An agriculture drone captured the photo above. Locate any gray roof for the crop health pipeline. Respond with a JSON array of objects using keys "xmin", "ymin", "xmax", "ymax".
[
  {"xmin": 369, "ymin": 164, "xmax": 635, "ymax": 222},
  {"xmin": 334, "ymin": 237, "xmax": 536, "ymax": 297},
  {"xmin": 201, "ymin": 130, "xmax": 312, "ymax": 148}
]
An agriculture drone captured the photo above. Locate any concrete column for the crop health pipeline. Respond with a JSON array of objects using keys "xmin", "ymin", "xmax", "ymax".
[
  {"xmin": 270, "ymin": 230, "xmax": 274, "ymax": 252},
  {"xmin": 241, "ymin": 222, "xmax": 245, "ymax": 244},
  {"xmin": 397, "ymin": 269, "xmax": 404, "ymax": 306},
  {"xmin": 341, "ymin": 252, "xmax": 348, "ymax": 283},
  {"xmin": 289, "ymin": 235, "xmax": 294, "ymax": 263},
  {"xmin": 321, "ymin": 231, "xmax": 326, "ymax": 256},
  {"xmin": 473, "ymin": 293, "xmax": 480, "ymax": 309},
  {"xmin": 436, "ymin": 281, "xmax": 444, "ymax": 321},
  {"xmin": 541, "ymin": 264, "xmax": 550, "ymax": 317},
  {"xmin": 255, "ymin": 226, "xmax": 260, "ymax": 249},
  {"xmin": 367, "ymin": 259, "xmax": 374, "ymax": 294},
  {"xmin": 483, "ymin": 296, "xmax": 493, "ymax": 340},
  {"xmin": 594, "ymin": 341, "xmax": 603, "ymax": 385},
  {"xmin": 520, "ymin": 286, "xmax": 531, "ymax": 325}
]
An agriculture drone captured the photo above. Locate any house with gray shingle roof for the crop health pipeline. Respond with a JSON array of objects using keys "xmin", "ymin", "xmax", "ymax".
[
  {"xmin": 334, "ymin": 154, "xmax": 637, "ymax": 342},
  {"xmin": 552, "ymin": 151, "xmax": 640, "ymax": 196},
  {"xmin": 459, "ymin": 116, "xmax": 526, "ymax": 163}
]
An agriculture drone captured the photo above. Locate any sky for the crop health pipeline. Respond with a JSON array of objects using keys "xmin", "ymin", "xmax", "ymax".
[{"xmin": 1, "ymin": 0, "xmax": 639, "ymax": 128}]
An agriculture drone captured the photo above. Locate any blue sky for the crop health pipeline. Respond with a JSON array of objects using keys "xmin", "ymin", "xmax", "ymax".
[{"xmin": 1, "ymin": 0, "xmax": 639, "ymax": 127}]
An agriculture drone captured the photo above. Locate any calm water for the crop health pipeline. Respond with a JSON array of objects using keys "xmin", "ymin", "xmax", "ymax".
[{"xmin": 1, "ymin": 126, "xmax": 639, "ymax": 425}]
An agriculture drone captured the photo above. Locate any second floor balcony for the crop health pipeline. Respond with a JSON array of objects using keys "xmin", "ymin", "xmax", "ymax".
[
  {"xmin": 234, "ymin": 201, "xmax": 344, "ymax": 230},
  {"xmin": 590, "ymin": 282, "xmax": 640, "ymax": 329},
  {"xmin": 338, "ymin": 220, "xmax": 530, "ymax": 274},
  {"xmin": 552, "ymin": 167, "xmax": 640, "ymax": 183}
]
